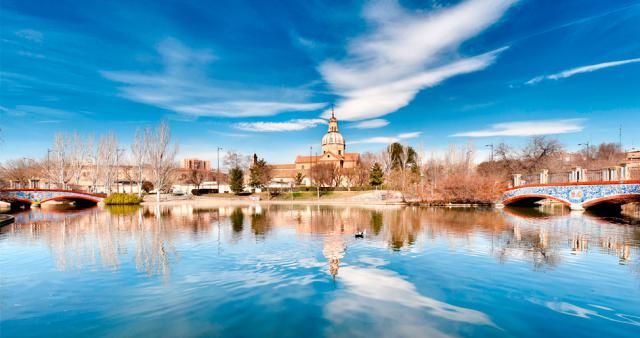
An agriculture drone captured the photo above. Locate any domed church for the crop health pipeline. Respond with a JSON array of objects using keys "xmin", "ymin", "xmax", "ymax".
[{"xmin": 270, "ymin": 109, "xmax": 361, "ymax": 186}]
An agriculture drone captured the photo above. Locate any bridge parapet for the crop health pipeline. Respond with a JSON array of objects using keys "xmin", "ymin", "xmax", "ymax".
[{"xmin": 510, "ymin": 165, "xmax": 637, "ymax": 188}]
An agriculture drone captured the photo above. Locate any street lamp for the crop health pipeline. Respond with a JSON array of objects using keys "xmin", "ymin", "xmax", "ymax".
[
  {"xmin": 578, "ymin": 142, "xmax": 590, "ymax": 168},
  {"xmin": 47, "ymin": 148, "xmax": 59, "ymax": 189},
  {"xmin": 485, "ymin": 143, "xmax": 494, "ymax": 162},
  {"xmin": 217, "ymin": 147, "xmax": 223, "ymax": 194}
]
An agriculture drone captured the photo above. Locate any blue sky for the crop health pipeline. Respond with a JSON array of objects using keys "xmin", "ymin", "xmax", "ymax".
[{"xmin": 1, "ymin": 0, "xmax": 639, "ymax": 164}]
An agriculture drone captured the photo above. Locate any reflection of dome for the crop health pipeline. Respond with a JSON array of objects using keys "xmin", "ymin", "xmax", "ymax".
[
  {"xmin": 322, "ymin": 132, "xmax": 345, "ymax": 146},
  {"xmin": 323, "ymin": 234, "xmax": 346, "ymax": 278}
]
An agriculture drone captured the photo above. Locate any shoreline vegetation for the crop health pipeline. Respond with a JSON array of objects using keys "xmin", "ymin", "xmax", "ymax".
[{"xmin": 104, "ymin": 193, "xmax": 143, "ymax": 205}]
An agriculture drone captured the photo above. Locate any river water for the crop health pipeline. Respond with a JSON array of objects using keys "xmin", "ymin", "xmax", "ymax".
[{"xmin": 1, "ymin": 204, "xmax": 639, "ymax": 338}]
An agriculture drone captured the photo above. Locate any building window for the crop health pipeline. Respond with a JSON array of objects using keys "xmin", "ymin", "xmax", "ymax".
[
  {"xmin": 302, "ymin": 165, "xmax": 304, "ymax": 169},
  {"xmin": 338, "ymin": 150, "xmax": 342, "ymax": 155}
]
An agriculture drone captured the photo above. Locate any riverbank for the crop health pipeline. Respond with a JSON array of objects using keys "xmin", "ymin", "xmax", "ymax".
[
  {"xmin": 0, "ymin": 214, "xmax": 15, "ymax": 227},
  {"xmin": 141, "ymin": 190, "xmax": 412, "ymax": 206}
]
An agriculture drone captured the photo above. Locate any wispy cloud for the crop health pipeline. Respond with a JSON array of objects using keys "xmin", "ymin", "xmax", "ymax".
[
  {"xmin": 209, "ymin": 130, "xmax": 250, "ymax": 138},
  {"xmin": 526, "ymin": 57, "xmax": 640, "ymax": 84},
  {"xmin": 102, "ymin": 38, "xmax": 324, "ymax": 118},
  {"xmin": 348, "ymin": 119, "xmax": 390, "ymax": 129},
  {"xmin": 352, "ymin": 131, "xmax": 422, "ymax": 144},
  {"xmin": 451, "ymin": 119, "xmax": 585, "ymax": 137},
  {"xmin": 234, "ymin": 119, "xmax": 327, "ymax": 132},
  {"xmin": 320, "ymin": 0, "xmax": 516, "ymax": 121},
  {"xmin": 15, "ymin": 29, "xmax": 43, "ymax": 43},
  {"xmin": 4, "ymin": 105, "xmax": 81, "ymax": 119}
]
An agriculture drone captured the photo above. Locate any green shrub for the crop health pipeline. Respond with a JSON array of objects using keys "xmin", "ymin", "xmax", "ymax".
[{"xmin": 104, "ymin": 193, "xmax": 143, "ymax": 205}]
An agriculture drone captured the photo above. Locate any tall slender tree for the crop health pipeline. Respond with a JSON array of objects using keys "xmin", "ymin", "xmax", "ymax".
[
  {"xmin": 130, "ymin": 128, "xmax": 149, "ymax": 197},
  {"xmin": 147, "ymin": 122, "xmax": 178, "ymax": 202}
]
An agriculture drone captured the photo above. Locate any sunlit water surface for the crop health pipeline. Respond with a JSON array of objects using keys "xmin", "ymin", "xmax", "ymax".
[{"xmin": 1, "ymin": 204, "xmax": 639, "ymax": 338}]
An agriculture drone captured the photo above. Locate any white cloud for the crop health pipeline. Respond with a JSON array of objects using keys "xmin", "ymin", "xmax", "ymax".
[
  {"xmin": 352, "ymin": 131, "xmax": 421, "ymax": 144},
  {"xmin": 526, "ymin": 57, "xmax": 640, "ymax": 84},
  {"xmin": 451, "ymin": 119, "xmax": 584, "ymax": 137},
  {"xmin": 102, "ymin": 38, "xmax": 324, "ymax": 118},
  {"xmin": 234, "ymin": 119, "xmax": 327, "ymax": 132},
  {"xmin": 320, "ymin": 0, "xmax": 516, "ymax": 121},
  {"xmin": 348, "ymin": 119, "xmax": 390, "ymax": 129},
  {"xmin": 15, "ymin": 29, "xmax": 43, "ymax": 43}
]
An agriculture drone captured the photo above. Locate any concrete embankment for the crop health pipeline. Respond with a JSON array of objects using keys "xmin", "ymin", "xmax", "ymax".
[{"xmin": 0, "ymin": 214, "xmax": 15, "ymax": 227}]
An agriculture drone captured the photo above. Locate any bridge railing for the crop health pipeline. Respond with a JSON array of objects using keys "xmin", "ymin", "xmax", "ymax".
[{"xmin": 510, "ymin": 165, "xmax": 639, "ymax": 188}]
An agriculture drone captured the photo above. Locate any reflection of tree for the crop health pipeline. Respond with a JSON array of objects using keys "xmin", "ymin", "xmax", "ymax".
[
  {"xmin": 386, "ymin": 208, "xmax": 421, "ymax": 251},
  {"xmin": 230, "ymin": 208, "xmax": 244, "ymax": 234},
  {"xmin": 251, "ymin": 211, "xmax": 271, "ymax": 236},
  {"xmin": 134, "ymin": 208, "xmax": 176, "ymax": 277},
  {"xmin": 370, "ymin": 211, "xmax": 383, "ymax": 235}
]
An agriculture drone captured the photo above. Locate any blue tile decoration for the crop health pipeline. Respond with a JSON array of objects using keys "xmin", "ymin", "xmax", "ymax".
[
  {"xmin": 0, "ymin": 189, "xmax": 104, "ymax": 205},
  {"xmin": 502, "ymin": 183, "xmax": 640, "ymax": 206}
]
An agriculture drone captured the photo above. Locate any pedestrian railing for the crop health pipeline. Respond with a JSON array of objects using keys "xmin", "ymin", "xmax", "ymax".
[{"xmin": 510, "ymin": 164, "xmax": 638, "ymax": 187}]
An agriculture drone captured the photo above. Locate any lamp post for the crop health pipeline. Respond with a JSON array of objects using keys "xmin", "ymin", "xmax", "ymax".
[
  {"xmin": 217, "ymin": 147, "xmax": 223, "ymax": 193},
  {"xmin": 116, "ymin": 148, "xmax": 124, "ymax": 193},
  {"xmin": 47, "ymin": 148, "xmax": 59, "ymax": 189},
  {"xmin": 315, "ymin": 151, "xmax": 320, "ymax": 200},
  {"xmin": 485, "ymin": 143, "xmax": 494, "ymax": 162},
  {"xmin": 579, "ymin": 142, "xmax": 590, "ymax": 168},
  {"xmin": 309, "ymin": 146, "xmax": 313, "ymax": 189}
]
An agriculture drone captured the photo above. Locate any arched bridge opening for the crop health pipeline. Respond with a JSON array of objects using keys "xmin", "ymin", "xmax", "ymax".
[
  {"xmin": 582, "ymin": 194, "xmax": 640, "ymax": 213},
  {"xmin": 502, "ymin": 194, "xmax": 571, "ymax": 208}
]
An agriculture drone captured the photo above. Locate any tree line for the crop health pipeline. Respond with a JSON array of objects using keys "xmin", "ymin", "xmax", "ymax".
[{"xmin": 0, "ymin": 122, "xmax": 178, "ymax": 202}]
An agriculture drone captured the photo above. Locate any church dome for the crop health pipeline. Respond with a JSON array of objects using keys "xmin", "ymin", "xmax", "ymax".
[{"xmin": 322, "ymin": 132, "xmax": 345, "ymax": 146}]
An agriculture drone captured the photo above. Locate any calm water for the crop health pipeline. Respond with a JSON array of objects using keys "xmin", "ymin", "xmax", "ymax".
[{"xmin": 1, "ymin": 204, "xmax": 639, "ymax": 338}]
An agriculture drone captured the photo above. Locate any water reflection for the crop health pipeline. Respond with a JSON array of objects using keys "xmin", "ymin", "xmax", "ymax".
[
  {"xmin": 2, "ymin": 204, "xmax": 640, "ymax": 337},
  {"xmin": 2, "ymin": 204, "xmax": 639, "ymax": 278}
]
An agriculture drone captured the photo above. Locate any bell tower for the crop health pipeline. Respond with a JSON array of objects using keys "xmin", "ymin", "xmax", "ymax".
[{"xmin": 321, "ymin": 107, "xmax": 346, "ymax": 155}]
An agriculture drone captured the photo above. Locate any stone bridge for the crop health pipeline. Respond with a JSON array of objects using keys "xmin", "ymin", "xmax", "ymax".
[
  {"xmin": 499, "ymin": 181, "xmax": 640, "ymax": 211},
  {"xmin": 0, "ymin": 189, "xmax": 105, "ymax": 208}
]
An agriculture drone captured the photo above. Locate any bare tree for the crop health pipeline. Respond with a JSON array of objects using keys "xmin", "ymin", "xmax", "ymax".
[
  {"xmin": 312, "ymin": 163, "xmax": 335, "ymax": 187},
  {"xmin": 131, "ymin": 128, "xmax": 149, "ymax": 197},
  {"xmin": 50, "ymin": 133, "xmax": 74, "ymax": 189},
  {"xmin": 99, "ymin": 133, "xmax": 119, "ymax": 194},
  {"xmin": 147, "ymin": 122, "xmax": 178, "ymax": 202},
  {"xmin": 224, "ymin": 150, "xmax": 249, "ymax": 170},
  {"xmin": 0, "ymin": 158, "xmax": 41, "ymax": 188},
  {"xmin": 69, "ymin": 133, "xmax": 91, "ymax": 188},
  {"xmin": 188, "ymin": 169, "xmax": 208, "ymax": 190},
  {"xmin": 521, "ymin": 136, "xmax": 563, "ymax": 173}
]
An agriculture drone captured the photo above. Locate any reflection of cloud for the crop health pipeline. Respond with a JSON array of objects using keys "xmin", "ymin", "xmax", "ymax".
[
  {"xmin": 531, "ymin": 299, "xmax": 640, "ymax": 326},
  {"xmin": 325, "ymin": 266, "xmax": 495, "ymax": 337}
]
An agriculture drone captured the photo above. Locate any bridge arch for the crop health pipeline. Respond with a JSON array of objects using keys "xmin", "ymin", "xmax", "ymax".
[
  {"xmin": 582, "ymin": 193, "xmax": 640, "ymax": 209},
  {"xmin": 40, "ymin": 196, "xmax": 102, "ymax": 205},
  {"xmin": 502, "ymin": 194, "xmax": 571, "ymax": 208}
]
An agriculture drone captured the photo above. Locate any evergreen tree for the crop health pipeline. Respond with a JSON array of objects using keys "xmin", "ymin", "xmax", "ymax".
[
  {"xmin": 369, "ymin": 162, "xmax": 384, "ymax": 187},
  {"xmin": 249, "ymin": 159, "xmax": 272, "ymax": 191},
  {"xmin": 229, "ymin": 166, "xmax": 244, "ymax": 194}
]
